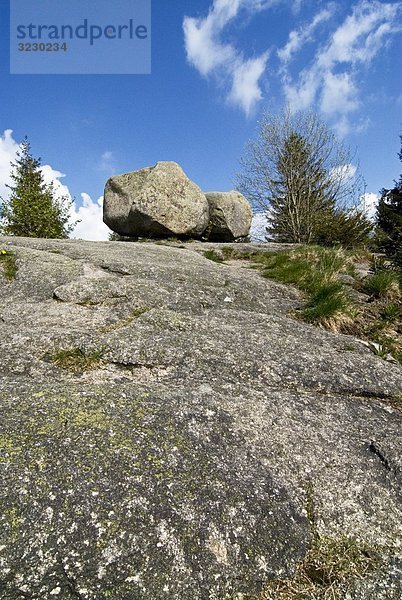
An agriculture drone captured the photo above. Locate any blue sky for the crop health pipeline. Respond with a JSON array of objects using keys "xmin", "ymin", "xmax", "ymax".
[{"xmin": 0, "ymin": 0, "xmax": 401, "ymax": 239}]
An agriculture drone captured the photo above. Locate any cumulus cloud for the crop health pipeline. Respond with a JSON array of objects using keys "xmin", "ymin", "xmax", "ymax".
[
  {"xmin": 281, "ymin": 0, "xmax": 401, "ymax": 131},
  {"xmin": 0, "ymin": 129, "xmax": 110, "ymax": 241},
  {"xmin": 183, "ymin": 0, "xmax": 274, "ymax": 115},
  {"xmin": 70, "ymin": 194, "xmax": 110, "ymax": 241}
]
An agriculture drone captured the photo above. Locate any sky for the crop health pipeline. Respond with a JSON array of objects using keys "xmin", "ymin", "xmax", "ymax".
[{"xmin": 0, "ymin": 0, "xmax": 401, "ymax": 240}]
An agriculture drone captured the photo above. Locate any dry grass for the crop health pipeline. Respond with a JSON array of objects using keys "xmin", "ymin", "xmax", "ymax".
[{"xmin": 257, "ymin": 536, "xmax": 381, "ymax": 600}]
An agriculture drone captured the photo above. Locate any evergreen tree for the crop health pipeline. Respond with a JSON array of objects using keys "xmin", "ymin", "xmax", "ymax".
[
  {"xmin": 376, "ymin": 137, "xmax": 402, "ymax": 265},
  {"xmin": 267, "ymin": 132, "xmax": 333, "ymax": 243},
  {"xmin": 237, "ymin": 108, "xmax": 370, "ymax": 246},
  {"xmin": 0, "ymin": 137, "xmax": 76, "ymax": 238}
]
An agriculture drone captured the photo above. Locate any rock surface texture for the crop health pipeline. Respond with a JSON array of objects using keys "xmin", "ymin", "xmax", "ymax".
[
  {"xmin": 205, "ymin": 191, "xmax": 253, "ymax": 241},
  {"xmin": 0, "ymin": 236, "xmax": 401, "ymax": 599},
  {"xmin": 103, "ymin": 161, "xmax": 209, "ymax": 238}
]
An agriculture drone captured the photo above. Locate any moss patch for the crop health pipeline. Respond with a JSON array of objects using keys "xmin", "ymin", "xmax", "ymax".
[{"xmin": 101, "ymin": 306, "xmax": 149, "ymax": 332}]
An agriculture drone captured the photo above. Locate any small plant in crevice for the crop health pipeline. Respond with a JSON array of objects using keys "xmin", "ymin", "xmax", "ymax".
[
  {"xmin": 203, "ymin": 249, "xmax": 224, "ymax": 263},
  {"xmin": 0, "ymin": 249, "xmax": 18, "ymax": 280},
  {"xmin": 257, "ymin": 481, "xmax": 383, "ymax": 600},
  {"xmin": 46, "ymin": 347, "xmax": 105, "ymax": 373},
  {"xmin": 77, "ymin": 298, "xmax": 99, "ymax": 307}
]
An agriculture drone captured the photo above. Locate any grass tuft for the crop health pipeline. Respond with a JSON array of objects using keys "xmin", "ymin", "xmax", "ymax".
[
  {"xmin": 250, "ymin": 245, "xmax": 402, "ymax": 364},
  {"xmin": 303, "ymin": 283, "xmax": 352, "ymax": 331},
  {"xmin": 258, "ymin": 536, "xmax": 381, "ymax": 600},
  {"xmin": 363, "ymin": 271, "xmax": 401, "ymax": 300},
  {"xmin": 48, "ymin": 347, "xmax": 105, "ymax": 373},
  {"xmin": 380, "ymin": 303, "xmax": 401, "ymax": 323},
  {"xmin": 0, "ymin": 249, "xmax": 18, "ymax": 280},
  {"xmin": 254, "ymin": 246, "xmax": 355, "ymax": 331},
  {"xmin": 203, "ymin": 249, "xmax": 224, "ymax": 263}
]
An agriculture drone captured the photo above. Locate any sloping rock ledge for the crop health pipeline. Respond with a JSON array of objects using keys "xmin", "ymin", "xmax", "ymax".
[{"xmin": 0, "ymin": 236, "xmax": 401, "ymax": 599}]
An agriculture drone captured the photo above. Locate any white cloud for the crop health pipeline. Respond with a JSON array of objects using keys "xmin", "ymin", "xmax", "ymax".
[
  {"xmin": 228, "ymin": 53, "xmax": 269, "ymax": 114},
  {"xmin": 98, "ymin": 151, "xmax": 117, "ymax": 175},
  {"xmin": 183, "ymin": 0, "xmax": 275, "ymax": 115},
  {"xmin": 250, "ymin": 211, "xmax": 269, "ymax": 241},
  {"xmin": 40, "ymin": 164, "xmax": 72, "ymax": 199},
  {"xmin": 320, "ymin": 71, "xmax": 360, "ymax": 117},
  {"xmin": 70, "ymin": 194, "xmax": 110, "ymax": 241},
  {"xmin": 0, "ymin": 129, "xmax": 19, "ymax": 201},
  {"xmin": 278, "ymin": 6, "xmax": 335, "ymax": 65},
  {"xmin": 282, "ymin": 0, "xmax": 402, "ymax": 130},
  {"xmin": 359, "ymin": 192, "xmax": 379, "ymax": 221},
  {"xmin": 0, "ymin": 129, "xmax": 110, "ymax": 241},
  {"xmin": 329, "ymin": 163, "xmax": 358, "ymax": 185}
]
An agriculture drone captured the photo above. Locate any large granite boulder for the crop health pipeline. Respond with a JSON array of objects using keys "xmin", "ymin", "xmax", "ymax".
[
  {"xmin": 103, "ymin": 161, "xmax": 209, "ymax": 238},
  {"xmin": 204, "ymin": 191, "xmax": 253, "ymax": 241},
  {"xmin": 0, "ymin": 235, "xmax": 402, "ymax": 599}
]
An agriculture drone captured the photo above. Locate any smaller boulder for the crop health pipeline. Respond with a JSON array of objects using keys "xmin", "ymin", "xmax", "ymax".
[{"xmin": 204, "ymin": 191, "xmax": 253, "ymax": 242}]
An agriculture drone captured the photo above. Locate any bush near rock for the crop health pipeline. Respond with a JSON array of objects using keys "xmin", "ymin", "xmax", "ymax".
[
  {"xmin": 103, "ymin": 161, "xmax": 209, "ymax": 238},
  {"xmin": 204, "ymin": 190, "xmax": 253, "ymax": 241}
]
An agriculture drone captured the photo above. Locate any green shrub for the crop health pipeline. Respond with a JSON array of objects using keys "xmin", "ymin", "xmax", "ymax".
[{"xmin": 313, "ymin": 208, "xmax": 372, "ymax": 248}]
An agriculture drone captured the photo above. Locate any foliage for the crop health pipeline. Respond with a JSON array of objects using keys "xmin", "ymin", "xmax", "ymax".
[
  {"xmin": 0, "ymin": 137, "xmax": 77, "ymax": 239},
  {"xmin": 375, "ymin": 136, "xmax": 402, "ymax": 266},
  {"xmin": 236, "ymin": 108, "xmax": 366, "ymax": 245},
  {"xmin": 108, "ymin": 231, "xmax": 137, "ymax": 241},
  {"xmin": 0, "ymin": 248, "xmax": 17, "ymax": 280},
  {"xmin": 314, "ymin": 207, "xmax": 372, "ymax": 248},
  {"xmin": 303, "ymin": 282, "xmax": 351, "ymax": 329},
  {"xmin": 380, "ymin": 302, "xmax": 401, "ymax": 323}
]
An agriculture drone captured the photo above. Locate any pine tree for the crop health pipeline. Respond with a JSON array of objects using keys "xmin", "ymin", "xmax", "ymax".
[
  {"xmin": 0, "ymin": 137, "xmax": 76, "ymax": 239},
  {"xmin": 267, "ymin": 132, "xmax": 333, "ymax": 243},
  {"xmin": 376, "ymin": 137, "xmax": 402, "ymax": 265}
]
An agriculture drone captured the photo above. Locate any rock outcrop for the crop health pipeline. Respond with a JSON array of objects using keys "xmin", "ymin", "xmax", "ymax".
[
  {"xmin": 103, "ymin": 161, "xmax": 209, "ymax": 238},
  {"xmin": 0, "ymin": 236, "xmax": 401, "ymax": 599},
  {"xmin": 204, "ymin": 191, "xmax": 253, "ymax": 241}
]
